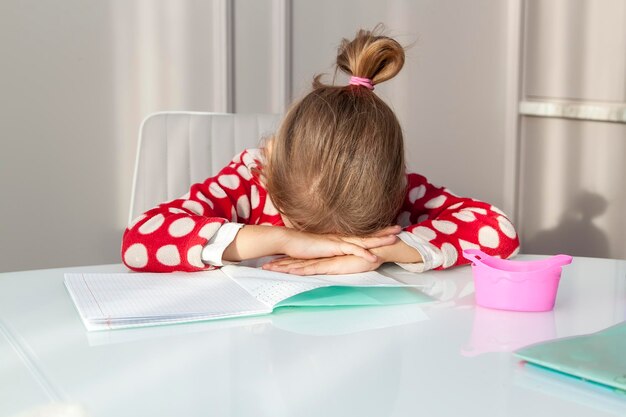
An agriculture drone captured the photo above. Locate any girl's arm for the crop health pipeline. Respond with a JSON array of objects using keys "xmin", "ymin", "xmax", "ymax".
[
  {"xmin": 392, "ymin": 173, "xmax": 520, "ymax": 272},
  {"xmin": 122, "ymin": 177, "xmax": 237, "ymax": 272},
  {"xmin": 121, "ymin": 149, "xmax": 270, "ymax": 272},
  {"xmin": 370, "ymin": 239, "xmax": 423, "ymax": 263}
]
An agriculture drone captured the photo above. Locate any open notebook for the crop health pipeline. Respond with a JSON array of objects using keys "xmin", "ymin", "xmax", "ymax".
[{"xmin": 65, "ymin": 266, "xmax": 428, "ymax": 331}]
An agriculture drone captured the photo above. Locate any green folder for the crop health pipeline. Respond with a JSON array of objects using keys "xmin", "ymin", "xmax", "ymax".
[
  {"xmin": 270, "ymin": 286, "xmax": 432, "ymax": 336},
  {"xmin": 515, "ymin": 321, "xmax": 626, "ymax": 392},
  {"xmin": 275, "ymin": 286, "xmax": 432, "ymax": 308}
]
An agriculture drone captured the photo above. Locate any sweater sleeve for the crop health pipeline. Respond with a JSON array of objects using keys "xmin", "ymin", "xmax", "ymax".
[
  {"xmin": 395, "ymin": 172, "xmax": 520, "ymax": 271},
  {"xmin": 121, "ymin": 150, "xmax": 262, "ymax": 272}
]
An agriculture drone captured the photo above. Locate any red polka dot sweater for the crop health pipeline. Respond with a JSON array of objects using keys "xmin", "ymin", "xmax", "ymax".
[{"xmin": 121, "ymin": 149, "xmax": 520, "ymax": 273}]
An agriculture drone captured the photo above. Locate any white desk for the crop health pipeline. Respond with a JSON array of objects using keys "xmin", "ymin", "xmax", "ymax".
[{"xmin": 1, "ymin": 256, "xmax": 625, "ymax": 417}]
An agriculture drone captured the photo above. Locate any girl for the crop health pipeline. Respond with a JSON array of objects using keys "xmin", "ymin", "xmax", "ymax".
[{"xmin": 121, "ymin": 28, "xmax": 520, "ymax": 275}]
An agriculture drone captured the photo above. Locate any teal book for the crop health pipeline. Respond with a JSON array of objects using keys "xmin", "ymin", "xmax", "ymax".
[{"xmin": 515, "ymin": 321, "xmax": 626, "ymax": 392}]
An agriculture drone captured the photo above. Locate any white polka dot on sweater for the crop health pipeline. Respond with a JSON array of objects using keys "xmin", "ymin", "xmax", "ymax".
[
  {"xmin": 129, "ymin": 214, "xmax": 146, "ymax": 229},
  {"xmin": 156, "ymin": 245, "xmax": 181, "ymax": 266},
  {"xmin": 497, "ymin": 216, "xmax": 517, "ymax": 239},
  {"xmin": 218, "ymin": 174, "xmax": 240, "ymax": 190},
  {"xmin": 196, "ymin": 192, "xmax": 215, "ymax": 209},
  {"xmin": 466, "ymin": 207, "xmax": 487, "ymax": 215},
  {"xmin": 425, "ymin": 195, "xmax": 447, "ymax": 209},
  {"xmin": 263, "ymin": 197, "xmax": 279, "ymax": 216},
  {"xmin": 237, "ymin": 195, "xmax": 250, "ymax": 219},
  {"xmin": 138, "ymin": 214, "xmax": 164, "ymax": 234},
  {"xmin": 432, "ymin": 220, "xmax": 458, "ymax": 234},
  {"xmin": 242, "ymin": 152, "xmax": 256, "ymax": 167},
  {"xmin": 209, "ymin": 182, "xmax": 227, "ymax": 199},
  {"xmin": 417, "ymin": 214, "xmax": 429, "ymax": 223},
  {"xmin": 182, "ymin": 200, "xmax": 204, "ymax": 215},
  {"xmin": 478, "ymin": 226, "xmax": 500, "ymax": 248},
  {"xmin": 452, "ymin": 210, "xmax": 476, "ymax": 222},
  {"xmin": 199, "ymin": 222, "xmax": 221, "ymax": 240},
  {"xmin": 168, "ymin": 208, "xmax": 187, "ymax": 214},
  {"xmin": 168, "ymin": 217, "xmax": 195, "ymax": 237},
  {"xmin": 237, "ymin": 165, "xmax": 253, "ymax": 180},
  {"xmin": 412, "ymin": 226, "xmax": 437, "ymax": 241},
  {"xmin": 448, "ymin": 202, "xmax": 463, "ymax": 210},
  {"xmin": 124, "ymin": 243, "xmax": 148, "ymax": 268},
  {"xmin": 459, "ymin": 239, "xmax": 480, "ymax": 251},
  {"xmin": 397, "ymin": 211, "xmax": 412, "ymax": 227},
  {"xmin": 409, "ymin": 185, "xmax": 426, "ymax": 203},
  {"xmin": 250, "ymin": 185, "xmax": 260, "ymax": 209},
  {"xmin": 187, "ymin": 245, "xmax": 205, "ymax": 268},
  {"xmin": 441, "ymin": 242, "xmax": 458, "ymax": 268}
]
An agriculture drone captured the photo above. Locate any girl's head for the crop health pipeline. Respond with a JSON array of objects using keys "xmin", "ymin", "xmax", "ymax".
[{"xmin": 266, "ymin": 27, "xmax": 407, "ymax": 236}]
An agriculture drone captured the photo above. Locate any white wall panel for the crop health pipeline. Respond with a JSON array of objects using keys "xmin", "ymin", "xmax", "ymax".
[{"xmin": 233, "ymin": 0, "xmax": 274, "ymax": 113}]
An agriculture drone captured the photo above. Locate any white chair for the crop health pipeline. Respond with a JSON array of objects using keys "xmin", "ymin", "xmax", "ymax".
[{"xmin": 128, "ymin": 112, "xmax": 281, "ymax": 224}]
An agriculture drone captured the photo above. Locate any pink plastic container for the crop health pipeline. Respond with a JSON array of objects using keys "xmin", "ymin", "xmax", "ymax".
[{"xmin": 462, "ymin": 249, "xmax": 573, "ymax": 312}]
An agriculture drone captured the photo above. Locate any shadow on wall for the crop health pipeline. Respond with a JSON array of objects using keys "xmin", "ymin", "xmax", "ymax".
[{"xmin": 526, "ymin": 190, "xmax": 609, "ymax": 258}]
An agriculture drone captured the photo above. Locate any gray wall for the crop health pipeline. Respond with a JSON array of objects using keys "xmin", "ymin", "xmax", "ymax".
[
  {"xmin": 518, "ymin": 0, "xmax": 626, "ymax": 259},
  {"xmin": 0, "ymin": 0, "xmax": 623, "ymax": 272}
]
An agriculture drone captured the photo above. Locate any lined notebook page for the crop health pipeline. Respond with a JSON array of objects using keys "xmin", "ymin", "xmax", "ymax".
[
  {"xmin": 65, "ymin": 271, "xmax": 271, "ymax": 323},
  {"xmin": 221, "ymin": 266, "xmax": 406, "ymax": 307}
]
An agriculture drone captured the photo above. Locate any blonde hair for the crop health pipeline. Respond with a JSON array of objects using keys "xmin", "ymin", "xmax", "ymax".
[{"xmin": 265, "ymin": 26, "xmax": 407, "ymax": 236}]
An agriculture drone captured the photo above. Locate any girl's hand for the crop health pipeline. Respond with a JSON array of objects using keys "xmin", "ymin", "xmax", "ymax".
[
  {"xmin": 262, "ymin": 255, "xmax": 383, "ymax": 275},
  {"xmin": 261, "ymin": 238, "xmax": 424, "ymax": 275},
  {"xmin": 223, "ymin": 224, "xmax": 401, "ymax": 263},
  {"xmin": 280, "ymin": 225, "xmax": 401, "ymax": 263}
]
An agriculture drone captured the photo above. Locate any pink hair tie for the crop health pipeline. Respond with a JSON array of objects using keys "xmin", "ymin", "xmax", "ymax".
[{"xmin": 349, "ymin": 76, "xmax": 374, "ymax": 91}]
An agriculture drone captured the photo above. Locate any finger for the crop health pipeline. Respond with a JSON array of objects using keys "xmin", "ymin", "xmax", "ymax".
[
  {"xmin": 263, "ymin": 261, "xmax": 298, "ymax": 271},
  {"xmin": 262, "ymin": 257, "xmax": 294, "ymax": 269},
  {"xmin": 288, "ymin": 260, "xmax": 331, "ymax": 276},
  {"xmin": 342, "ymin": 234, "xmax": 397, "ymax": 249},
  {"xmin": 266, "ymin": 258, "xmax": 318, "ymax": 270},
  {"xmin": 264, "ymin": 259, "xmax": 319, "ymax": 273},
  {"xmin": 264, "ymin": 257, "xmax": 298, "ymax": 266},
  {"xmin": 339, "ymin": 242, "xmax": 377, "ymax": 262},
  {"xmin": 264, "ymin": 256, "xmax": 292, "ymax": 264},
  {"xmin": 265, "ymin": 259, "xmax": 319, "ymax": 272},
  {"xmin": 369, "ymin": 225, "xmax": 402, "ymax": 237},
  {"xmin": 367, "ymin": 234, "xmax": 398, "ymax": 247}
]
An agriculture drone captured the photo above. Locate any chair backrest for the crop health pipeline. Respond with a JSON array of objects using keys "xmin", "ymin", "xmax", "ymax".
[{"xmin": 129, "ymin": 112, "xmax": 281, "ymax": 224}]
